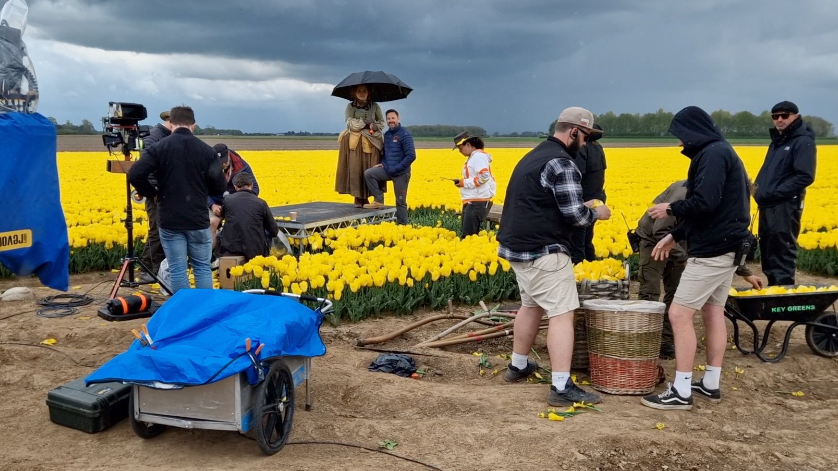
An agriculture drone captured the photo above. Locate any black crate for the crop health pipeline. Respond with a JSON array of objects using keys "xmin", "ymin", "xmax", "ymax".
[{"xmin": 45, "ymin": 376, "xmax": 131, "ymax": 433}]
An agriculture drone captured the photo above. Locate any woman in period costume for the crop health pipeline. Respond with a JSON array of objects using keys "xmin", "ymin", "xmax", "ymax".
[{"xmin": 335, "ymin": 85, "xmax": 386, "ymax": 207}]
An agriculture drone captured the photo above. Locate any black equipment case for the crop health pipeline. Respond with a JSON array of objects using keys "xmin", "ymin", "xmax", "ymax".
[{"xmin": 45, "ymin": 376, "xmax": 130, "ymax": 433}]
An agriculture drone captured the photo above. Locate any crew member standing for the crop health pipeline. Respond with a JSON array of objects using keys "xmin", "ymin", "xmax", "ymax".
[
  {"xmin": 128, "ymin": 106, "xmax": 226, "ymax": 293},
  {"xmin": 137, "ymin": 109, "xmax": 173, "ymax": 281},
  {"xmin": 451, "ymin": 131, "xmax": 496, "ymax": 238},
  {"xmin": 569, "ymin": 123, "xmax": 606, "ymax": 263},
  {"xmin": 498, "ymin": 107, "xmax": 610, "ymax": 406},
  {"xmin": 754, "ymin": 101, "xmax": 816, "ymax": 286}
]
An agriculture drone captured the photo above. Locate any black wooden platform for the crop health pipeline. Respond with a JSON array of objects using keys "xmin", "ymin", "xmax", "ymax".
[{"xmin": 270, "ymin": 202, "xmax": 396, "ymax": 254}]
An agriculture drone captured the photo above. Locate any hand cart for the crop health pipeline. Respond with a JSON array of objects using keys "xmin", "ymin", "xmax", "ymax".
[
  {"xmin": 128, "ymin": 290, "xmax": 332, "ymax": 455},
  {"xmin": 724, "ymin": 288, "xmax": 838, "ymax": 363}
]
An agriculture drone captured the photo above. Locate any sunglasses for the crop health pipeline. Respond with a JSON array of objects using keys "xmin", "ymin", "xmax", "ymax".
[{"xmin": 772, "ymin": 112, "xmax": 791, "ymax": 120}]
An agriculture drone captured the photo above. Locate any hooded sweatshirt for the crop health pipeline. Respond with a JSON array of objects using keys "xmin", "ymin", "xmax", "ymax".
[
  {"xmin": 667, "ymin": 106, "xmax": 751, "ymax": 258},
  {"xmin": 754, "ymin": 117, "xmax": 816, "ymax": 208}
]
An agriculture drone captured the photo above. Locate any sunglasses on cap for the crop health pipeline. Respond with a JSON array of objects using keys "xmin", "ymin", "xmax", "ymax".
[{"xmin": 772, "ymin": 112, "xmax": 792, "ymax": 120}]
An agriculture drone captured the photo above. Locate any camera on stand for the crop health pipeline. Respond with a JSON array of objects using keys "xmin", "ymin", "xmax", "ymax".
[
  {"xmin": 102, "ymin": 102, "xmax": 150, "ymax": 157},
  {"xmin": 100, "ymin": 101, "xmax": 173, "ymax": 314}
]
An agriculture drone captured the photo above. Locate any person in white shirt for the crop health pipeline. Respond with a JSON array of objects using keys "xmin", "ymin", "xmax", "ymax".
[{"xmin": 451, "ymin": 131, "xmax": 497, "ymax": 237}]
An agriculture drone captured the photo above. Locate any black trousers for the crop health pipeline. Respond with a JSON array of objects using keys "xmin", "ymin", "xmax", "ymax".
[
  {"xmin": 461, "ymin": 201, "xmax": 491, "ymax": 238},
  {"xmin": 569, "ymin": 224, "xmax": 596, "ymax": 265},
  {"xmin": 140, "ymin": 198, "xmax": 165, "ymax": 274},
  {"xmin": 759, "ymin": 199, "xmax": 802, "ymax": 286}
]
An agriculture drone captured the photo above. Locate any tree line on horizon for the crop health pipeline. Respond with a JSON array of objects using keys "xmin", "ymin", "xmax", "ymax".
[
  {"xmin": 548, "ymin": 108, "xmax": 835, "ymax": 138},
  {"xmin": 46, "ymin": 108, "xmax": 836, "ymax": 138}
]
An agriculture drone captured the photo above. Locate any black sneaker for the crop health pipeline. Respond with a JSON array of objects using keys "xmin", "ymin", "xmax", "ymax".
[
  {"xmin": 691, "ymin": 380, "xmax": 722, "ymax": 403},
  {"xmin": 503, "ymin": 360, "xmax": 537, "ymax": 382},
  {"xmin": 547, "ymin": 379, "xmax": 602, "ymax": 406},
  {"xmin": 641, "ymin": 383, "xmax": 693, "ymax": 410}
]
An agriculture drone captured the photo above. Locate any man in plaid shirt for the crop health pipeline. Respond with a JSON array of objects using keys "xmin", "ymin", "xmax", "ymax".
[{"xmin": 497, "ymin": 107, "xmax": 611, "ymax": 406}]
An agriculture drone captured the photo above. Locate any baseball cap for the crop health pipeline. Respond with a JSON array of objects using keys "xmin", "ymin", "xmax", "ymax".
[
  {"xmin": 159, "ymin": 110, "xmax": 171, "ymax": 121},
  {"xmin": 213, "ymin": 143, "xmax": 229, "ymax": 160},
  {"xmin": 771, "ymin": 101, "xmax": 799, "ymax": 114},
  {"xmin": 556, "ymin": 107, "xmax": 595, "ymax": 132}
]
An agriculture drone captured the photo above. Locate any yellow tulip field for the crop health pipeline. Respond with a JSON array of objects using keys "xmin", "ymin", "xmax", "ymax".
[{"xmin": 6, "ymin": 144, "xmax": 837, "ymax": 320}]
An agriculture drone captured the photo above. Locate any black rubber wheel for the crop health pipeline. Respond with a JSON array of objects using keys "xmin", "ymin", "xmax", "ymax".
[
  {"xmin": 806, "ymin": 311, "xmax": 838, "ymax": 358},
  {"xmin": 255, "ymin": 360, "xmax": 295, "ymax": 455},
  {"xmin": 129, "ymin": 391, "xmax": 166, "ymax": 439}
]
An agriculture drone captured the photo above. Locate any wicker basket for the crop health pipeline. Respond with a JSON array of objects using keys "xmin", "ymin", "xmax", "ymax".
[{"xmin": 582, "ymin": 299, "xmax": 666, "ymax": 395}]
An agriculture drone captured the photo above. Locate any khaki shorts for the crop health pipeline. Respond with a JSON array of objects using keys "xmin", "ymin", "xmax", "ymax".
[
  {"xmin": 673, "ymin": 252, "xmax": 737, "ymax": 310},
  {"xmin": 509, "ymin": 252, "xmax": 579, "ymax": 318}
]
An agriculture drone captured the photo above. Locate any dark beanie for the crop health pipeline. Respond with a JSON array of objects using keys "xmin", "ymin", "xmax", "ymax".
[{"xmin": 771, "ymin": 101, "xmax": 799, "ymax": 114}]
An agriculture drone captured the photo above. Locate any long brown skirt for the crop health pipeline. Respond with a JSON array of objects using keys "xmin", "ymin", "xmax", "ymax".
[{"xmin": 335, "ymin": 134, "xmax": 384, "ymax": 200}]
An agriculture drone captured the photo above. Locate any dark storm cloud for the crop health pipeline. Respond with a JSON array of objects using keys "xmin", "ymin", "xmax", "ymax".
[{"xmin": 21, "ymin": 0, "xmax": 838, "ymax": 132}]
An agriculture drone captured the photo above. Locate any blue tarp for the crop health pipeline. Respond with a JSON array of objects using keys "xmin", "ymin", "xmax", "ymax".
[
  {"xmin": 86, "ymin": 290, "xmax": 326, "ymax": 387},
  {"xmin": 0, "ymin": 112, "xmax": 69, "ymax": 290}
]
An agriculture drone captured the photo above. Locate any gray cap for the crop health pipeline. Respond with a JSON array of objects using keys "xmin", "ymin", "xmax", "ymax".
[{"xmin": 556, "ymin": 107, "xmax": 595, "ymax": 132}]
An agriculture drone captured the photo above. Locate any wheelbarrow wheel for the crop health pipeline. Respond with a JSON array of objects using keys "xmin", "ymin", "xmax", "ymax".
[
  {"xmin": 129, "ymin": 392, "xmax": 166, "ymax": 439},
  {"xmin": 806, "ymin": 311, "xmax": 838, "ymax": 358},
  {"xmin": 255, "ymin": 359, "xmax": 295, "ymax": 455}
]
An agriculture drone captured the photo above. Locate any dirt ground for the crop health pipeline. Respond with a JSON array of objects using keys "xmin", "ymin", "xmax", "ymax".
[{"xmin": 1, "ymin": 264, "xmax": 837, "ymax": 471}]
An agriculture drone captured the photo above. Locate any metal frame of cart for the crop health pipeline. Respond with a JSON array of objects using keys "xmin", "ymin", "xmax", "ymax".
[
  {"xmin": 129, "ymin": 291, "xmax": 330, "ymax": 455},
  {"xmin": 724, "ymin": 288, "xmax": 838, "ymax": 363}
]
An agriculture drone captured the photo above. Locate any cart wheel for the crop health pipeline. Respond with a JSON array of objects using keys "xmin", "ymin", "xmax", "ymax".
[
  {"xmin": 255, "ymin": 359, "xmax": 295, "ymax": 455},
  {"xmin": 806, "ymin": 311, "xmax": 838, "ymax": 358},
  {"xmin": 129, "ymin": 392, "xmax": 166, "ymax": 439}
]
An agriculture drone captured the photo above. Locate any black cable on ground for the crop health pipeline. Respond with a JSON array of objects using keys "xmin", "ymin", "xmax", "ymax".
[
  {"xmin": 36, "ymin": 293, "xmax": 94, "ymax": 318},
  {"xmin": 0, "ymin": 342, "xmax": 98, "ymax": 368},
  {"xmin": 285, "ymin": 441, "xmax": 443, "ymax": 470}
]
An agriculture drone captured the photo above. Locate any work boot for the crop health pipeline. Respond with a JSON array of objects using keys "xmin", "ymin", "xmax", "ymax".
[{"xmin": 363, "ymin": 201, "xmax": 386, "ymax": 210}]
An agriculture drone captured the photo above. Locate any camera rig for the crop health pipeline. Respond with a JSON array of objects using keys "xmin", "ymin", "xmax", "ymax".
[
  {"xmin": 101, "ymin": 101, "xmax": 173, "ymax": 306},
  {"xmin": 102, "ymin": 102, "xmax": 150, "ymax": 158}
]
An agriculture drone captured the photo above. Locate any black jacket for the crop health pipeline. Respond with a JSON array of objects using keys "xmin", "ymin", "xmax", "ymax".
[
  {"xmin": 143, "ymin": 123, "xmax": 171, "ymax": 147},
  {"xmin": 667, "ymin": 106, "xmax": 751, "ymax": 258},
  {"xmin": 572, "ymin": 138, "xmax": 607, "ymax": 202},
  {"xmin": 220, "ymin": 189, "xmax": 278, "ymax": 261},
  {"xmin": 754, "ymin": 117, "xmax": 816, "ymax": 208},
  {"xmin": 128, "ymin": 128, "xmax": 226, "ymax": 231}
]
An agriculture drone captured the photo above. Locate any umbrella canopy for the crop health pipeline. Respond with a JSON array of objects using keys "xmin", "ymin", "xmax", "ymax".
[{"xmin": 331, "ymin": 71, "xmax": 412, "ymax": 103}]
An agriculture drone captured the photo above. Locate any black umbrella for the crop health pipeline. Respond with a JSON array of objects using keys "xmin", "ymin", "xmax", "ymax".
[{"xmin": 331, "ymin": 71, "xmax": 412, "ymax": 103}]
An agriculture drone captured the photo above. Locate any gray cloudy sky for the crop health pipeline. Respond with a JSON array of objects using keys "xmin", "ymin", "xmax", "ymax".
[{"xmin": 19, "ymin": 0, "xmax": 838, "ymax": 133}]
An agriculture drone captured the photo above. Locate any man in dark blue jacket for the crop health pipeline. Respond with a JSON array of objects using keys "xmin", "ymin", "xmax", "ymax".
[
  {"xmin": 754, "ymin": 101, "xmax": 816, "ymax": 286},
  {"xmin": 641, "ymin": 106, "xmax": 751, "ymax": 411},
  {"xmin": 363, "ymin": 109, "xmax": 415, "ymax": 224}
]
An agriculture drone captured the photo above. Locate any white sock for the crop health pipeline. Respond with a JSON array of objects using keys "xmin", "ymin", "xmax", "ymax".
[
  {"xmin": 703, "ymin": 366, "xmax": 721, "ymax": 390},
  {"xmin": 673, "ymin": 371, "xmax": 692, "ymax": 397},
  {"xmin": 552, "ymin": 372, "xmax": 570, "ymax": 391},
  {"xmin": 511, "ymin": 352, "xmax": 528, "ymax": 370}
]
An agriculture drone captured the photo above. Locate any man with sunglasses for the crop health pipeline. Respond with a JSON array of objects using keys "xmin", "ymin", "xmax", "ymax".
[
  {"xmin": 754, "ymin": 101, "xmax": 816, "ymax": 286},
  {"xmin": 497, "ymin": 107, "xmax": 611, "ymax": 407}
]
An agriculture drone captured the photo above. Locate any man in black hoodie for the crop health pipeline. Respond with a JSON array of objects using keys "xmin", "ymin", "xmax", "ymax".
[
  {"xmin": 640, "ymin": 106, "xmax": 751, "ymax": 411},
  {"xmin": 754, "ymin": 101, "xmax": 816, "ymax": 286},
  {"xmin": 569, "ymin": 123, "xmax": 606, "ymax": 263}
]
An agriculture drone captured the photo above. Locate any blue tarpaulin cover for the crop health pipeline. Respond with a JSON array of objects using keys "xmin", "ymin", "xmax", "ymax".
[
  {"xmin": 86, "ymin": 290, "xmax": 326, "ymax": 387},
  {"xmin": 0, "ymin": 112, "xmax": 69, "ymax": 290}
]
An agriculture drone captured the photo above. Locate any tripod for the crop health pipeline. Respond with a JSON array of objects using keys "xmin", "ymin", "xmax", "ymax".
[{"xmin": 105, "ymin": 154, "xmax": 173, "ymax": 301}]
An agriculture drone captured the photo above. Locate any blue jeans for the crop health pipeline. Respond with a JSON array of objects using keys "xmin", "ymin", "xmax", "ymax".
[{"xmin": 159, "ymin": 228, "xmax": 213, "ymax": 293}]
